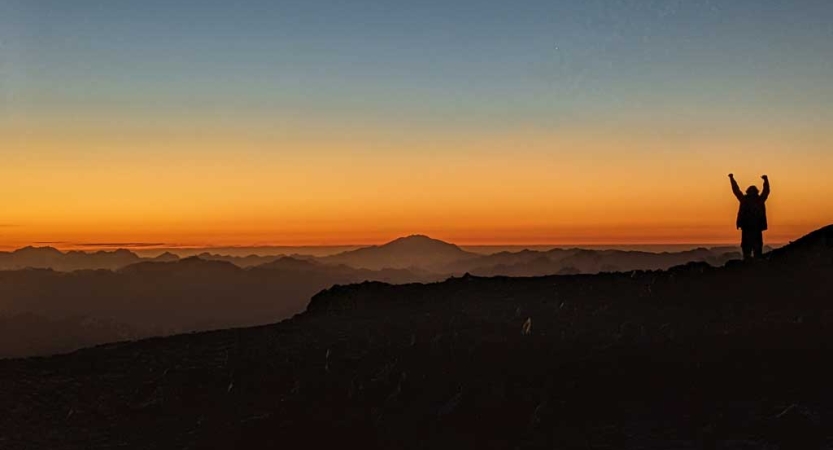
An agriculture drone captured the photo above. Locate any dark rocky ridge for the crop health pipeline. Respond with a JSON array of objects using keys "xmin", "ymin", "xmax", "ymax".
[{"xmin": 0, "ymin": 225, "xmax": 832, "ymax": 449}]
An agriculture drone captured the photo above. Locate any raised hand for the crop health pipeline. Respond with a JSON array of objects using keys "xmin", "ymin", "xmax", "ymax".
[
  {"xmin": 762, "ymin": 174, "xmax": 768, "ymax": 180},
  {"xmin": 729, "ymin": 173, "xmax": 734, "ymax": 179}
]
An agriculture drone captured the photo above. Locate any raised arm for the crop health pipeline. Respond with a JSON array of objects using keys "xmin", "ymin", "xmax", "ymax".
[
  {"xmin": 729, "ymin": 174, "xmax": 743, "ymax": 201},
  {"xmin": 761, "ymin": 175, "xmax": 770, "ymax": 201}
]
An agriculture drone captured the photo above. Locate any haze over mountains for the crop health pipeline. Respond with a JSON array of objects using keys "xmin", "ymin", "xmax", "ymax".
[{"xmin": 0, "ymin": 235, "xmax": 750, "ymax": 357}]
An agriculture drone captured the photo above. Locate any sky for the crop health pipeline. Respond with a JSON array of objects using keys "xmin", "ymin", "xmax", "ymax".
[{"xmin": 1, "ymin": 0, "xmax": 832, "ymax": 249}]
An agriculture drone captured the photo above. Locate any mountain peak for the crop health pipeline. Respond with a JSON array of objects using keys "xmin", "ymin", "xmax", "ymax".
[
  {"xmin": 396, "ymin": 234, "xmax": 433, "ymax": 240},
  {"xmin": 324, "ymin": 235, "xmax": 474, "ymax": 270},
  {"xmin": 384, "ymin": 234, "xmax": 458, "ymax": 248},
  {"xmin": 152, "ymin": 252, "xmax": 180, "ymax": 262}
]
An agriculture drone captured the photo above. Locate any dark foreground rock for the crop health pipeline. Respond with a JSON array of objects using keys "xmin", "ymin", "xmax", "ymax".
[{"xmin": 1, "ymin": 226, "xmax": 832, "ymax": 449}]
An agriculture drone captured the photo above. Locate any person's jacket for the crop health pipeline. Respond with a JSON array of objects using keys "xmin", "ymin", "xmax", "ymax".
[{"xmin": 731, "ymin": 178, "xmax": 770, "ymax": 230}]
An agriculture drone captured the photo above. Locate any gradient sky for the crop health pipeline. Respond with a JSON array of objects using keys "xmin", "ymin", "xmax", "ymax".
[{"xmin": 2, "ymin": 0, "xmax": 832, "ymax": 248}]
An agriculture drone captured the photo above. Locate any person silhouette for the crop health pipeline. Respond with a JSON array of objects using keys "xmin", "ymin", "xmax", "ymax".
[{"xmin": 729, "ymin": 173, "xmax": 770, "ymax": 259}]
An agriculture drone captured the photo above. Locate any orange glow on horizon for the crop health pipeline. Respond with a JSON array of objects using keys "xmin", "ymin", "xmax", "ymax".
[{"xmin": 3, "ymin": 118, "xmax": 832, "ymax": 251}]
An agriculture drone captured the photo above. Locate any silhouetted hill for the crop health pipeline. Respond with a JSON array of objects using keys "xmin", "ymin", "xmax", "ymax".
[
  {"xmin": 152, "ymin": 251, "xmax": 181, "ymax": 262},
  {"xmin": 767, "ymin": 224, "xmax": 833, "ymax": 266},
  {"xmin": 322, "ymin": 234, "xmax": 477, "ymax": 270},
  {"xmin": 1, "ymin": 226, "xmax": 832, "ymax": 448}
]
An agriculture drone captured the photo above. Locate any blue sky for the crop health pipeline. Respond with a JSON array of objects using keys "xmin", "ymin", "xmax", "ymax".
[{"xmin": 4, "ymin": 0, "xmax": 831, "ymax": 129}]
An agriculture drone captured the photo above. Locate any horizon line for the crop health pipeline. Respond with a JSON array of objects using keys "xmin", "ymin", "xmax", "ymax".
[{"xmin": 1, "ymin": 241, "xmax": 785, "ymax": 253}]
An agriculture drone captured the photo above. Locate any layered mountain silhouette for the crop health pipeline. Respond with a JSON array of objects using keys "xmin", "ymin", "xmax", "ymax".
[
  {"xmin": 1, "ymin": 225, "xmax": 831, "ymax": 448},
  {"xmin": 0, "ymin": 236, "xmax": 746, "ymax": 275},
  {"xmin": 0, "ymin": 236, "xmax": 751, "ymax": 358},
  {"xmin": 0, "ymin": 236, "xmax": 757, "ymax": 358}
]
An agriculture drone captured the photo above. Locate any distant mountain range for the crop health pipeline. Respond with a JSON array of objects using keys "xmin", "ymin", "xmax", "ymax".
[
  {"xmin": 0, "ymin": 235, "xmax": 751, "ymax": 357},
  {"xmin": 0, "ymin": 235, "xmax": 750, "ymax": 275}
]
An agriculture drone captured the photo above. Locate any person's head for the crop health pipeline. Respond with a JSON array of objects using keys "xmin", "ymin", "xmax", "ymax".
[{"xmin": 746, "ymin": 185, "xmax": 759, "ymax": 196}]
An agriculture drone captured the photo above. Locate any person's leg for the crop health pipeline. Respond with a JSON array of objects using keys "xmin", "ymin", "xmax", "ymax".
[
  {"xmin": 741, "ymin": 229, "xmax": 752, "ymax": 260},
  {"xmin": 753, "ymin": 230, "xmax": 764, "ymax": 258}
]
